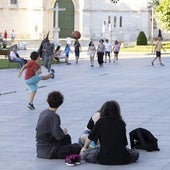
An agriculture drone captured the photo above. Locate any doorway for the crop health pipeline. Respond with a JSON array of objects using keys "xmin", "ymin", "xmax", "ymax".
[{"xmin": 54, "ymin": 0, "xmax": 74, "ymax": 38}]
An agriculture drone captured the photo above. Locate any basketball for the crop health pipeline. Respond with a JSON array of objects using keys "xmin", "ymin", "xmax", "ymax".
[{"xmin": 72, "ymin": 31, "xmax": 81, "ymax": 39}]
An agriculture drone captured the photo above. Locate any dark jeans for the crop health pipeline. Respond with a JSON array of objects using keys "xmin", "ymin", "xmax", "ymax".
[
  {"xmin": 97, "ymin": 52, "xmax": 104, "ymax": 65},
  {"xmin": 82, "ymin": 147, "xmax": 139, "ymax": 164},
  {"xmin": 53, "ymin": 134, "xmax": 81, "ymax": 159}
]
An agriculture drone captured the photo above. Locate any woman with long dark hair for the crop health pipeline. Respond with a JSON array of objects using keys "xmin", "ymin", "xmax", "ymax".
[{"xmin": 81, "ymin": 100, "xmax": 139, "ymax": 165}]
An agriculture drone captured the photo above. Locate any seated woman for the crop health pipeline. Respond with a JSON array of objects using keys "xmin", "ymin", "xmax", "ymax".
[
  {"xmin": 81, "ymin": 100, "xmax": 139, "ymax": 165},
  {"xmin": 78, "ymin": 111, "xmax": 100, "ymax": 148},
  {"xmin": 54, "ymin": 45, "xmax": 70, "ymax": 64}
]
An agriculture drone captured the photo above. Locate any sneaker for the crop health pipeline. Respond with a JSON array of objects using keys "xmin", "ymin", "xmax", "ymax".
[
  {"xmin": 73, "ymin": 154, "xmax": 81, "ymax": 165},
  {"xmin": 27, "ymin": 103, "xmax": 35, "ymax": 110},
  {"xmin": 50, "ymin": 69, "xmax": 55, "ymax": 73},
  {"xmin": 160, "ymin": 63, "xmax": 165, "ymax": 66},
  {"xmin": 50, "ymin": 73, "xmax": 55, "ymax": 79},
  {"xmin": 151, "ymin": 62, "xmax": 154, "ymax": 66},
  {"xmin": 65, "ymin": 155, "xmax": 75, "ymax": 167}
]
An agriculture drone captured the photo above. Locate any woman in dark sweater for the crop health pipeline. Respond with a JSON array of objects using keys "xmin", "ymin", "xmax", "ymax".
[{"xmin": 81, "ymin": 100, "xmax": 139, "ymax": 165}]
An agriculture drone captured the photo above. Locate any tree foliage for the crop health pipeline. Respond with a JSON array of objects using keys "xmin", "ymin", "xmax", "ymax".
[
  {"xmin": 136, "ymin": 31, "xmax": 148, "ymax": 45},
  {"xmin": 154, "ymin": 0, "xmax": 170, "ymax": 31}
]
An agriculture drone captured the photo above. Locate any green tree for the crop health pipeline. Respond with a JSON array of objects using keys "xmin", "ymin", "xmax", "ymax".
[
  {"xmin": 154, "ymin": 0, "xmax": 170, "ymax": 31},
  {"xmin": 136, "ymin": 31, "xmax": 148, "ymax": 45}
]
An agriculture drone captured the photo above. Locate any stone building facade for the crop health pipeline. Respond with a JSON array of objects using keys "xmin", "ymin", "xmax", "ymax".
[{"xmin": 0, "ymin": 0, "xmax": 167, "ymax": 43}]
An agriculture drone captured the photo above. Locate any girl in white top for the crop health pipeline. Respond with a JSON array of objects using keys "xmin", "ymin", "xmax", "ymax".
[{"xmin": 88, "ymin": 41, "xmax": 96, "ymax": 67}]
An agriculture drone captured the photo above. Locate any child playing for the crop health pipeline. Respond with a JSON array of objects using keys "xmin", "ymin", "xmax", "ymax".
[
  {"xmin": 151, "ymin": 37, "xmax": 166, "ymax": 66},
  {"xmin": 18, "ymin": 51, "xmax": 54, "ymax": 110},
  {"xmin": 64, "ymin": 44, "xmax": 72, "ymax": 61}
]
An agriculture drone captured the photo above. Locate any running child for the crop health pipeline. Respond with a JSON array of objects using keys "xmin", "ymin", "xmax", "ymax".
[{"xmin": 18, "ymin": 51, "xmax": 54, "ymax": 110}]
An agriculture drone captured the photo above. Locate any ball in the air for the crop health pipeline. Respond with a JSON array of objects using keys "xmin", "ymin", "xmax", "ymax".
[{"xmin": 72, "ymin": 31, "xmax": 81, "ymax": 39}]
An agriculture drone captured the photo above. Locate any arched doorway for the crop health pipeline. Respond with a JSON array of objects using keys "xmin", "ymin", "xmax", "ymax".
[{"xmin": 54, "ymin": 0, "xmax": 74, "ymax": 38}]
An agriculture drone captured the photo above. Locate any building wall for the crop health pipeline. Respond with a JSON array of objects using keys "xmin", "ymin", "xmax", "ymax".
[
  {"xmin": 1, "ymin": 0, "xmax": 168, "ymax": 42},
  {"xmin": 0, "ymin": 0, "xmax": 43, "ymax": 39},
  {"xmin": 82, "ymin": 0, "xmax": 149, "ymax": 42}
]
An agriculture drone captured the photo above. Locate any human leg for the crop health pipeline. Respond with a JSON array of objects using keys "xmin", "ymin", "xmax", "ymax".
[
  {"xmin": 82, "ymin": 147, "xmax": 99, "ymax": 163},
  {"xmin": 108, "ymin": 52, "xmax": 111, "ymax": 62},
  {"xmin": 57, "ymin": 143, "xmax": 81, "ymax": 159},
  {"xmin": 105, "ymin": 52, "xmax": 107, "ymax": 63},
  {"xmin": 126, "ymin": 148, "xmax": 139, "ymax": 162},
  {"xmin": 47, "ymin": 57, "xmax": 53, "ymax": 72}
]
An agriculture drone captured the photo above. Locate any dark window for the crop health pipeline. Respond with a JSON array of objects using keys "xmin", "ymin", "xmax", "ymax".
[
  {"xmin": 10, "ymin": 0, "xmax": 17, "ymax": 4},
  {"xmin": 114, "ymin": 16, "xmax": 116, "ymax": 27},
  {"xmin": 120, "ymin": 16, "xmax": 122, "ymax": 27}
]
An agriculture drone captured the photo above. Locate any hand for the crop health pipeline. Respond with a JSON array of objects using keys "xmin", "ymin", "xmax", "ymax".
[
  {"xmin": 80, "ymin": 147, "xmax": 87, "ymax": 156},
  {"xmin": 63, "ymin": 128, "xmax": 67, "ymax": 134},
  {"xmin": 18, "ymin": 72, "xmax": 22, "ymax": 78}
]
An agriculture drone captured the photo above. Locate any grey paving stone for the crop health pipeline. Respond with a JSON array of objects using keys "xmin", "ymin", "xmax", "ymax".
[{"xmin": 0, "ymin": 47, "xmax": 170, "ymax": 170}]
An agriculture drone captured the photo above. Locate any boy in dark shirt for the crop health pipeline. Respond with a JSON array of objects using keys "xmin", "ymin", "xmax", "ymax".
[{"xmin": 36, "ymin": 91, "xmax": 81, "ymax": 166}]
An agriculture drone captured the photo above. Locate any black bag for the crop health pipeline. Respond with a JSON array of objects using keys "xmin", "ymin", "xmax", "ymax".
[{"xmin": 129, "ymin": 128, "xmax": 160, "ymax": 152}]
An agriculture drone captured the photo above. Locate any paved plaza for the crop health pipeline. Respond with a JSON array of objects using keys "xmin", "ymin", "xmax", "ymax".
[{"xmin": 0, "ymin": 44, "xmax": 170, "ymax": 170}]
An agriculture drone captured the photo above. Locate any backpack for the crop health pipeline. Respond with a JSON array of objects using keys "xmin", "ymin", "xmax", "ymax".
[{"xmin": 129, "ymin": 128, "xmax": 160, "ymax": 152}]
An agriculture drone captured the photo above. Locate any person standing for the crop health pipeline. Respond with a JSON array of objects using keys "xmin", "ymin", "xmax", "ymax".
[
  {"xmin": 97, "ymin": 39, "xmax": 105, "ymax": 67},
  {"xmin": 88, "ymin": 41, "xmax": 96, "ymax": 67},
  {"xmin": 4, "ymin": 30, "xmax": 8, "ymax": 41},
  {"xmin": 10, "ymin": 29, "xmax": 15, "ymax": 43},
  {"xmin": 104, "ymin": 39, "xmax": 112, "ymax": 63},
  {"xmin": 18, "ymin": 51, "xmax": 54, "ymax": 110},
  {"xmin": 36, "ymin": 91, "xmax": 81, "ymax": 166},
  {"xmin": 81, "ymin": 100, "xmax": 139, "ymax": 165},
  {"xmin": 113, "ymin": 40, "xmax": 121, "ymax": 63},
  {"xmin": 151, "ymin": 37, "xmax": 166, "ymax": 66},
  {"xmin": 74, "ymin": 39, "xmax": 81, "ymax": 64},
  {"xmin": 43, "ymin": 39, "xmax": 55, "ymax": 73},
  {"xmin": 64, "ymin": 44, "xmax": 72, "ymax": 62}
]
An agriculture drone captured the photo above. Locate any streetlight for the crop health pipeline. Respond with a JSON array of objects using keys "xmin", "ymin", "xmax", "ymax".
[
  {"xmin": 110, "ymin": 0, "xmax": 119, "ymax": 42},
  {"xmin": 148, "ymin": 0, "xmax": 159, "ymax": 53}
]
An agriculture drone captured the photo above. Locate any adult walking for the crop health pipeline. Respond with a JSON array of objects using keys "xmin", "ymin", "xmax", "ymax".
[
  {"xmin": 43, "ymin": 39, "xmax": 55, "ymax": 73},
  {"xmin": 104, "ymin": 39, "xmax": 112, "ymax": 63},
  {"xmin": 97, "ymin": 39, "xmax": 105, "ymax": 67},
  {"xmin": 74, "ymin": 39, "xmax": 81, "ymax": 64}
]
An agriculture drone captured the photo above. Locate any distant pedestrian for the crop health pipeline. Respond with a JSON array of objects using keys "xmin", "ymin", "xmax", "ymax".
[
  {"xmin": 66, "ymin": 37, "xmax": 72, "ymax": 45},
  {"xmin": 54, "ymin": 45, "xmax": 70, "ymax": 64},
  {"xmin": 104, "ymin": 39, "xmax": 112, "ymax": 63},
  {"xmin": 18, "ymin": 51, "xmax": 54, "ymax": 110},
  {"xmin": 74, "ymin": 39, "xmax": 82, "ymax": 64},
  {"xmin": 88, "ymin": 41, "xmax": 96, "ymax": 67},
  {"xmin": 113, "ymin": 40, "xmax": 121, "ymax": 63},
  {"xmin": 97, "ymin": 39, "xmax": 105, "ymax": 67},
  {"xmin": 64, "ymin": 44, "xmax": 72, "ymax": 61},
  {"xmin": 4, "ymin": 30, "xmax": 8, "ymax": 41},
  {"xmin": 151, "ymin": 37, "xmax": 166, "ymax": 66},
  {"xmin": 43, "ymin": 39, "xmax": 55, "ymax": 73},
  {"xmin": 38, "ymin": 37, "xmax": 49, "ymax": 59},
  {"xmin": 11, "ymin": 29, "xmax": 15, "ymax": 42}
]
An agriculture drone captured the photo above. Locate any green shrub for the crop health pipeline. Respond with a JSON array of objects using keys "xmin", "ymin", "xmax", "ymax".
[{"xmin": 136, "ymin": 31, "xmax": 148, "ymax": 45}]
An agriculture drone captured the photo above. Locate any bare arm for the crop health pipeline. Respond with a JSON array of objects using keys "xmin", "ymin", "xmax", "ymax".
[{"xmin": 18, "ymin": 63, "xmax": 27, "ymax": 78}]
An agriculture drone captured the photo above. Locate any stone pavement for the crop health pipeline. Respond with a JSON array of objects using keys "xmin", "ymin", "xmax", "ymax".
[{"xmin": 0, "ymin": 46, "xmax": 170, "ymax": 170}]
